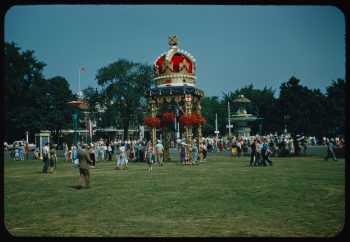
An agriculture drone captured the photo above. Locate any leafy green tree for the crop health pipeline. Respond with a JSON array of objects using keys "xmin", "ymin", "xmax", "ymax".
[
  {"xmin": 4, "ymin": 42, "xmax": 46, "ymax": 142},
  {"xmin": 325, "ymin": 78, "xmax": 345, "ymax": 136},
  {"xmin": 43, "ymin": 76, "xmax": 75, "ymax": 144},
  {"xmin": 95, "ymin": 59, "xmax": 154, "ymax": 140},
  {"xmin": 5, "ymin": 42, "xmax": 76, "ymax": 144},
  {"xmin": 200, "ymin": 96, "xmax": 226, "ymax": 136},
  {"xmin": 81, "ymin": 87, "xmax": 103, "ymax": 128}
]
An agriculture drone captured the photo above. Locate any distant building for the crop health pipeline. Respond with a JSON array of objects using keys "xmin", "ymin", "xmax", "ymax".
[{"xmin": 231, "ymin": 95, "xmax": 257, "ymax": 137}]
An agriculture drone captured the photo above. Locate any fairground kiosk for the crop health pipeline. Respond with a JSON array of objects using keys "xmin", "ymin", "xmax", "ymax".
[{"xmin": 35, "ymin": 131, "xmax": 51, "ymax": 158}]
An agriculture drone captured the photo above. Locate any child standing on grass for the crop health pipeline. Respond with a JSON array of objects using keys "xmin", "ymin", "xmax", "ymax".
[
  {"xmin": 64, "ymin": 143, "xmax": 68, "ymax": 162},
  {"xmin": 145, "ymin": 141, "xmax": 154, "ymax": 171}
]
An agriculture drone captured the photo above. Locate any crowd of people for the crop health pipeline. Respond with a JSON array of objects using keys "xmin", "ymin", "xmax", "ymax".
[
  {"xmin": 7, "ymin": 132, "xmax": 344, "ymax": 189},
  {"xmin": 191, "ymin": 133, "xmax": 345, "ymax": 159},
  {"xmin": 62, "ymin": 138, "xmax": 164, "ymax": 168}
]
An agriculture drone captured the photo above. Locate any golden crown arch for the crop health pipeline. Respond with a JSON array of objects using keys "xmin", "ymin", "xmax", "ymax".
[
  {"xmin": 153, "ymin": 36, "xmax": 197, "ymax": 88},
  {"xmin": 145, "ymin": 36, "xmax": 205, "ymax": 165}
]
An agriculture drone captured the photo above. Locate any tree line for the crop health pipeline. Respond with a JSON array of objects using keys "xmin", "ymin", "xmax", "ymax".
[
  {"xmin": 201, "ymin": 78, "xmax": 345, "ymax": 139},
  {"xmin": 4, "ymin": 42, "xmax": 345, "ymax": 143}
]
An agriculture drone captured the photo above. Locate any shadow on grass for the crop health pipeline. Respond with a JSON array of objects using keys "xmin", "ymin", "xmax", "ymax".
[
  {"xmin": 67, "ymin": 185, "xmax": 81, "ymax": 189},
  {"xmin": 35, "ymin": 171, "xmax": 58, "ymax": 174}
]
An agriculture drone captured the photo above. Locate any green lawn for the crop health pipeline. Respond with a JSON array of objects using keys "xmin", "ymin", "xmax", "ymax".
[{"xmin": 3, "ymin": 154, "xmax": 345, "ymax": 237}]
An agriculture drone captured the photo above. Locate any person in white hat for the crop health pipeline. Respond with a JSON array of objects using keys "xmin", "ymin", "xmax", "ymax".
[{"xmin": 155, "ymin": 139, "xmax": 164, "ymax": 166}]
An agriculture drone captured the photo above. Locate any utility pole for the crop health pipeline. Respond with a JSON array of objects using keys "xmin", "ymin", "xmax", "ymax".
[
  {"xmin": 226, "ymin": 102, "xmax": 233, "ymax": 137},
  {"xmin": 214, "ymin": 113, "xmax": 219, "ymax": 151}
]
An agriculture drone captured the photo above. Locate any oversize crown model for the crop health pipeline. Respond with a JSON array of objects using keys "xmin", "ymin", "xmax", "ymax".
[{"xmin": 153, "ymin": 36, "xmax": 197, "ymax": 88}]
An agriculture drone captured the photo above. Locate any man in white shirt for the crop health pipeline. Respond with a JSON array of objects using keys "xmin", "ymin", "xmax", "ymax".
[
  {"xmin": 155, "ymin": 140, "xmax": 164, "ymax": 166},
  {"xmin": 200, "ymin": 142, "xmax": 207, "ymax": 160},
  {"xmin": 42, "ymin": 142, "xmax": 50, "ymax": 173}
]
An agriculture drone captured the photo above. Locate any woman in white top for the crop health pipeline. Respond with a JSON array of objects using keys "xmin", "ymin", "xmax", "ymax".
[{"xmin": 117, "ymin": 144, "xmax": 127, "ymax": 170}]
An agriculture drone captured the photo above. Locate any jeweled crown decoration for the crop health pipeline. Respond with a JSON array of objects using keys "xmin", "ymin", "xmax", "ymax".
[{"xmin": 153, "ymin": 36, "xmax": 197, "ymax": 87}]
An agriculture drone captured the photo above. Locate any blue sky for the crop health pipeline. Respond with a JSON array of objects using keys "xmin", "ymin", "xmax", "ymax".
[{"xmin": 5, "ymin": 5, "xmax": 345, "ymax": 98}]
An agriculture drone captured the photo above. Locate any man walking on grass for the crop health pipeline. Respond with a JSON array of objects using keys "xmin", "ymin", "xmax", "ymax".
[
  {"xmin": 155, "ymin": 139, "xmax": 164, "ymax": 166},
  {"xmin": 77, "ymin": 144, "xmax": 92, "ymax": 189},
  {"xmin": 325, "ymin": 138, "xmax": 337, "ymax": 161}
]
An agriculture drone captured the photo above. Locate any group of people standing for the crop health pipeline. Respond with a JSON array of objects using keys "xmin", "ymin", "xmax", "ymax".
[
  {"xmin": 41, "ymin": 142, "xmax": 57, "ymax": 173},
  {"xmin": 10, "ymin": 142, "xmax": 30, "ymax": 161},
  {"xmin": 143, "ymin": 140, "xmax": 164, "ymax": 171},
  {"xmin": 249, "ymin": 138, "xmax": 273, "ymax": 166},
  {"xmin": 175, "ymin": 138, "xmax": 209, "ymax": 165},
  {"xmin": 178, "ymin": 141, "xmax": 201, "ymax": 165}
]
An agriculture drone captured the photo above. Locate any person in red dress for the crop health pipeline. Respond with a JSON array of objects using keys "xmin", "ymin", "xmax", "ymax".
[
  {"xmin": 129, "ymin": 143, "xmax": 135, "ymax": 161},
  {"xmin": 25, "ymin": 142, "xmax": 30, "ymax": 160}
]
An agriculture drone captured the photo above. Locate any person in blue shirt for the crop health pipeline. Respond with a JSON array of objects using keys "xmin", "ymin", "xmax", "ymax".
[{"xmin": 261, "ymin": 139, "xmax": 273, "ymax": 166}]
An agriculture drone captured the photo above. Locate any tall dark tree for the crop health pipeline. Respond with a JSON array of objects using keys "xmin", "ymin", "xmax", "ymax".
[
  {"xmin": 95, "ymin": 59, "xmax": 154, "ymax": 140},
  {"xmin": 278, "ymin": 76, "xmax": 328, "ymax": 138},
  {"xmin": 325, "ymin": 78, "xmax": 345, "ymax": 136},
  {"xmin": 4, "ymin": 42, "xmax": 46, "ymax": 142},
  {"xmin": 306, "ymin": 88, "xmax": 328, "ymax": 137}
]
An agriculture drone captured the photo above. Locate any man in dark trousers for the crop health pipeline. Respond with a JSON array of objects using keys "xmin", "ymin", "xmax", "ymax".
[
  {"xmin": 250, "ymin": 139, "xmax": 258, "ymax": 166},
  {"xmin": 77, "ymin": 144, "xmax": 92, "ymax": 189},
  {"xmin": 42, "ymin": 142, "xmax": 50, "ymax": 173},
  {"xmin": 325, "ymin": 138, "xmax": 337, "ymax": 161}
]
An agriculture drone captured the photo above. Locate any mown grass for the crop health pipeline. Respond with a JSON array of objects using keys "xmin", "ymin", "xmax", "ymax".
[{"xmin": 3, "ymin": 153, "xmax": 345, "ymax": 237}]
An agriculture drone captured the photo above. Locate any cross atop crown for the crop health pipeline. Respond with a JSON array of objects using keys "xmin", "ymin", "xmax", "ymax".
[{"xmin": 168, "ymin": 36, "xmax": 179, "ymax": 46}]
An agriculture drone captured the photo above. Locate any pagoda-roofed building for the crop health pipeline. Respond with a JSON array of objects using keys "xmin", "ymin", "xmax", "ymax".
[{"xmin": 231, "ymin": 95, "xmax": 258, "ymax": 137}]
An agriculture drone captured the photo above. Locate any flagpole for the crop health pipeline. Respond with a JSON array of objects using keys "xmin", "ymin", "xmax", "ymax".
[{"xmin": 228, "ymin": 102, "xmax": 231, "ymax": 137}]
